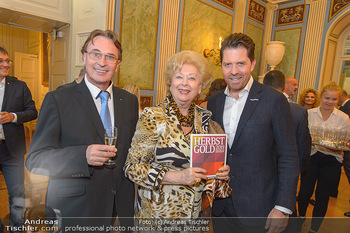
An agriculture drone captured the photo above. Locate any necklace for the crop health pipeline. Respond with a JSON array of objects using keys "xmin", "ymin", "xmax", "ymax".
[{"xmin": 168, "ymin": 94, "xmax": 195, "ymax": 127}]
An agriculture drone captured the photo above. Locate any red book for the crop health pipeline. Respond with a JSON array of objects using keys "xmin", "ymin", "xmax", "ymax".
[{"xmin": 190, "ymin": 134, "xmax": 227, "ymax": 178}]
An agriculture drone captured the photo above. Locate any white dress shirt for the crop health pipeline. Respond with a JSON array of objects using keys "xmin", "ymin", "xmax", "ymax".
[
  {"xmin": 84, "ymin": 77, "xmax": 115, "ymax": 128},
  {"xmin": 223, "ymin": 76, "xmax": 253, "ymax": 148},
  {"xmin": 308, "ymin": 107, "xmax": 350, "ymax": 162}
]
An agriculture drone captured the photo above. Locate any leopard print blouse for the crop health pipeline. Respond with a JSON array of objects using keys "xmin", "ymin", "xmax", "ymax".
[{"xmin": 124, "ymin": 97, "xmax": 212, "ymax": 218}]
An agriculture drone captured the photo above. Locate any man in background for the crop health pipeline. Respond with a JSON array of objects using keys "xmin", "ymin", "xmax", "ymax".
[
  {"xmin": 0, "ymin": 46, "xmax": 37, "ymax": 231},
  {"xmin": 25, "ymin": 30, "xmax": 138, "ymax": 228},
  {"xmin": 263, "ymin": 70, "xmax": 311, "ymax": 174},
  {"xmin": 338, "ymin": 89, "xmax": 350, "ymax": 217},
  {"xmin": 208, "ymin": 33, "xmax": 299, "ymax": 233},
  {"xmin": 283, "ymin": 77, "xmax": 298, "ymax": 102}
]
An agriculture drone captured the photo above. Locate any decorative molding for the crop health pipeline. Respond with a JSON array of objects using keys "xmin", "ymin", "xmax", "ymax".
[
  {"xmin": 75, "ymin": 32, "xmax": 90, "ymax": 66},
  {"xmin": 276, "ymin": 4, "xmax": 305, "ymax": 26},
  {"xmin": 330, "ymin": 32, "xmax": 339, "ymax": 39},
  {"xmin": 79, "ymin": 0, "xmax": 96, "ymax": 19},
  {"xmin": 329, "ymin": 0, "xmax": 350, "ymax": 21},
  {"xmin": 213, "ymin": 0, "xmax": 234, "ymax": 10},
  {"xmin": 266, "ymin": 2, "xmax": 278, "ymax": 11},
  {"xmin": 105, "ymin": 0, "xmax": 115, "ymax": 30},
  {"xmin": 248, "ymin": 0, "xmax": 266, "ymax": 24}
]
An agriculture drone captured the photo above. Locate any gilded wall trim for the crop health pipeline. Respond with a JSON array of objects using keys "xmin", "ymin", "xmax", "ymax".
[{"xmin": 321, "ymin": 39, "xmax": 337, "ymax": 87}]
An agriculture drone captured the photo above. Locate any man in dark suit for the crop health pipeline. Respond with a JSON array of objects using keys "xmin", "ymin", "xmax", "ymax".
[
  {"xmin": 0, "ymin": 46, "xmax": 37, "ymax": 230},
  {"xmin": 25, "ymin": 30, "xmax": 138, "ymax": 228},
  {"xmin": 339, "ymin": 89, "xmax": 350, "ymax": 217},
  {"xmin": 263, "ymin": 70, "xmax": 311, "ymax": 174},
  {"xmin": 207, "ymin": 33, "xmax": 299, "ymax": 233}
]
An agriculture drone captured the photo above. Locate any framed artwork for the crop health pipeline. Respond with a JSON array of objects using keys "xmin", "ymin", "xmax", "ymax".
[
  {"xmin": 274, "ymin": 27, "xmax": 302, "ymax": 78},
  {"xmin": 180, "ymin": 0, "xmax": 233, "ymax": 85},
  {"xmin": 248, "ymin": 0, "xmax": 266, "ymax": 24},
  {"xmin": 213, "ymin": 0, "xmax": 234, "ymax": 10},
  {"xmin": 140, "ymin": 95, "xmax": 153, "ymax": 109},
  {"xmin": 330, "ymin": 0, "xmax": 350, "ymax": 21},
  {"xmin": 118, "ymin": 0, "xmax": 159, "ymax": 89}
]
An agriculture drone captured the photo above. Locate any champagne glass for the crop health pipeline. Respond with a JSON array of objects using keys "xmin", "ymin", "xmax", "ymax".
[{"xmin": 104, "ymin": 127, "xmax": 117, "ymax": 168}]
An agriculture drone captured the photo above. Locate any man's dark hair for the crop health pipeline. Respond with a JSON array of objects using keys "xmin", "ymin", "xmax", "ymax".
[
  {"xmin": 81, "ymin": 29, "xmax": 122, "ymax": 61},
  {"xmin": 0, "ymin": 46, "xmax": 9, "ymax": 55},
  {"xmin": 220, "ymin": 33, "xmax": 255, "ymax": 63},
  {"xmin": 263, "ymin": 70, "xmax": 285, "ymax": 91}
]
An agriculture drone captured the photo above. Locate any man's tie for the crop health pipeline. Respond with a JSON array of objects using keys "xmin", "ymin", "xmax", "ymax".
[
  {"xmin": 288, "ymin": 96, "xmax": 293, "ymax": 103},
  {"xmin": 98, "ymin": 91, "xmax": 112, "ymax": 129}
]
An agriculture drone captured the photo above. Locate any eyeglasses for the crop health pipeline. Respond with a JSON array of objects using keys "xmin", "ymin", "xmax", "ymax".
[
  {"xmin": 0, "ymin": 59, "xmax": 13, "ymax": 65},
  {"xmin": 85, "ymin": 51, "xmax": 119, "ymax": 64}
]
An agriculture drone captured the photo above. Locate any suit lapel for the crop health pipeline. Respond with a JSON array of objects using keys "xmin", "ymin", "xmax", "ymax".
[
  {"xmin": 112, "ymin": 86, "xmax": 122, "ymax": 131},
  {"xmin": 233, "ymin": 80, "xmax": 262, "ymax": 145},
  {"xmin": 74, "ymin": 81, "xmax": 105, "ymax": 141},
  {"xmin": 2, "ymin": 77, "xmax": 14, "ymax": 110},
  {"xmin": 216, "ymin": 91, "xmax": 226, "ymax": 128}
]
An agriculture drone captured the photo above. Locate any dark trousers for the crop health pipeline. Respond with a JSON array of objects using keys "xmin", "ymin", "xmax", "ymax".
[
  {"xmin": 212, "ymin": 198, "xmax": 267, "ymax": 233},
  {"xmin": 0, "ymin": 144, "xmax": 25, "ymax": 232},
  {"xmin": 298, "ymin": 151, "xmax": 342, "ymax": 232},
  {"xmin": 343, "ymin": 151, "xmax": 350, "ymax": 184}
]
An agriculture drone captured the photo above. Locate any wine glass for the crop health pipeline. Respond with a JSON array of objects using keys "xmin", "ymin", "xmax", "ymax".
[{"xmin": 104, "ymin": 127, "xmax": 117, "ymax": 168}]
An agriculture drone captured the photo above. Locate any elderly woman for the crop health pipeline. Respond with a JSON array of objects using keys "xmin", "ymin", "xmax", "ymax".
[
  {"xmin": 297, "ymin": 82, "xmax": 350, "ymax": 232},
  {"xmin": 298, "ymin": 88, "xmax": 319, "ymax": 110},
  {"xmin": 124, "ymin": 50, "xmax": 230, "ymax": 219}
]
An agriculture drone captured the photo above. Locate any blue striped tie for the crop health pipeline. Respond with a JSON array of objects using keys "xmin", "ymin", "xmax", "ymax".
[{"xmin": 98, "ymin": 91, "xmax": 112, "ymax": 129}]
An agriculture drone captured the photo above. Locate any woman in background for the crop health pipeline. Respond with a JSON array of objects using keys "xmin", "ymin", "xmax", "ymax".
[
  {"xmin": 124, "ymin": 50, "xmax": 230, "ymax": 219},
  {"xmin": 297, "ymin": 82, "xmax": 350, "ymax": 233},
  {"xmin": 298, "ymin": 88, "xmax": 319, "ymax": 110}
]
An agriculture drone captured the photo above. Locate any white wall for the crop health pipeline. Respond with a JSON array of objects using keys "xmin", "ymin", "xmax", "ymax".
[
  {"xmin": 70, "ymin": 0, "xmax": 107, "ymax": 82},
  {"xmin": 0, "ymin": 0, "xmax": 70, "ymax": 23}
]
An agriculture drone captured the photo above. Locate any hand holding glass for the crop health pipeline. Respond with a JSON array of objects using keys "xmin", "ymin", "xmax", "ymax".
[{"xmin": 104, "ymin": 127, "xmax": 117, "ymax": 167}]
